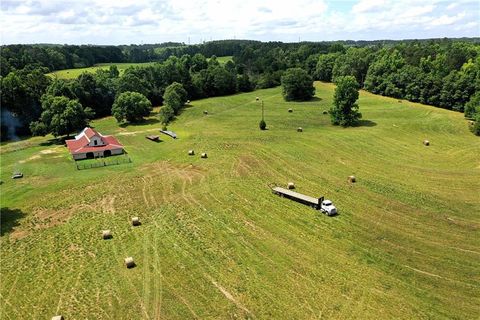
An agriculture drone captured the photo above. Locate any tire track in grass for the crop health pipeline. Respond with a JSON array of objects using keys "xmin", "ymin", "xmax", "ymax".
[
  {"xmin": 0, "ymin": 293, "xmax": 17, "ymax": 320},
  {"xmin": 227, "ymin": 187, "xmax": 390, "ymax": 314},
  {"xmin": 147, "ymin": 210, "xmax": 215, "ymax": 315},
  {"xmin": 141, "ymin": 177, "xmax": 151, "ymax": 208},
  {"xmin": 190, "ymin": 188, "xmax": 322, "ymax": 314},
  {"xmin": 151, "ymin": 217, "xmax": 163, "ymax": 320},
  {"xmin": 208, "ymin": 276, "xmax": 253, "ymax": 317},
  {"xmin": 161, "ymin": 280, "xmax": 200, "ymax": 318},
  {"xmin": 150, "ymin": 206, "xmax": 259, "ymax": 316},
  {"xmin": 109, "ymin": 226, "xmax": 150, "ymax": 319}
]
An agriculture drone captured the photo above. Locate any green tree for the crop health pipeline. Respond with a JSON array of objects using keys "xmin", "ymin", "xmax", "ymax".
[
  {"xmin": 304, "ymin": 53, "xmax": 320, "ymax": 77},
  {"xmin": 471, "ymin": 113, "xmax": 480, "ymax": 136},
  {"xmin": 281, "ymin": 68, "xmax": 315, "ymax": 101},
  {"xmin": 465, "ymin": 91, "xmax": 480, "ymax": 119},
  {"xmin": 315, "ymin": 53, "xmax": 340, "ymax": 81},
  {"xmin": 191, "ymin": 53, "xmax": 208, "ymax": 73},
  {"xmin": 158, "ymin": 106, "xmax": 175, "ymax": 124},
  {"xmin": 330, "ymin": 76, "xmax": 362, "ymax": 127},
  {"xmin": 30, "ymin": 95, "xmax": 94, "ymax": 137},
  {"xmin": 112, "ymin": 91, "xmax": 152, "ymax": 123},
  {"xmin": 332, "ymin": 47, "xmax": 372, "ymax": 85},
  {"xmin": 163, "ymin": 82, "xmax": 188, "ymax": 115},
  {"xmin": 210, "ymin": 65, "xmax": 237, "ymax": 96},
  {"xmin": 256, "ymin": 72, "xmax": 280, "ymax": 89},
  {"xmin": 117, "ymin": 69, "xmax": 152, "ymax": 98},
  {"xmin": 237, "ymin": 74, "xmax": 254, "ymax": 92},
  {"xmin": 364, "ymin": 49, "xmax": 406, "ymax": 95},
  {"xmin": 1, "ymin": 67, "xmax": 51, "ymax": 131}
]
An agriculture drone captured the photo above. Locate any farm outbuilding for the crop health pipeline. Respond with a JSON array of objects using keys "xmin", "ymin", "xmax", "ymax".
[{"xmin": 66, "ymin": 127, "xmax": 124, "ymax": 160}]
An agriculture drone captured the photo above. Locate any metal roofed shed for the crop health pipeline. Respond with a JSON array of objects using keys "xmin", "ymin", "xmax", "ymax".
[
  {"xmin": 160, "ymin": 130, "xmax": 177, "ymax": 139},
  {"xmin": 12, "ymin": 172, "xmax": 23, "ymax": 179}
]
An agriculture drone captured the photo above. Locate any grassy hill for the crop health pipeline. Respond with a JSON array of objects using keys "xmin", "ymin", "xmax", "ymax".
[
  {"xmin": 1, "ymin": 82, "xmax": 479, "ymax": 319},
  {"xmin": 46, "ymin": 56, "xmax": 233, "ymax": 79},
  {"xmin": 46, "ymin": 62, "xmax": 158, "ymax": 79}
]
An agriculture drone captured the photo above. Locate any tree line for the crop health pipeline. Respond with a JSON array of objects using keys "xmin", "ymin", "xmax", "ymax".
[
  {"xmin": 1, "ymin": 54, "xmax": 252, "ymax": 138},
  {"xmin": 1, "ymin": 38, "xmax": 479, "ymax": 139}
]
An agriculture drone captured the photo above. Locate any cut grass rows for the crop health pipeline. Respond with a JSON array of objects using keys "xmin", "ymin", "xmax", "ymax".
[{"xmin": 1, "ymin": 82, "xmax": 479, "ymax": 319}]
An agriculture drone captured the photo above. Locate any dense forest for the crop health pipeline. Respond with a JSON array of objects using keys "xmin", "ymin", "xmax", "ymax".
[{"xmin": 1, "ymin": 38, "xmax": 479, "ymax": 139}]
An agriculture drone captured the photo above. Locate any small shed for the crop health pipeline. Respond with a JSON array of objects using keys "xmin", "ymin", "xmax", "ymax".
[{"xmin": 146, "ymin": 135, "xmax": 160, "ymax": 142}]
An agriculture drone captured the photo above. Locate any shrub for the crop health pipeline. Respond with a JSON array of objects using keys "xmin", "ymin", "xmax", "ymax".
[{"xmin": 259, "ymin": 119, "xmax": 267, "ymax": 130}]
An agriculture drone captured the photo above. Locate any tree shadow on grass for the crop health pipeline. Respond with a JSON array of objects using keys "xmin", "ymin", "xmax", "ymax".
[
  {"xmin": 119, "ymin": 118, "xmax": 160, "ymax": 128},
  {"xmin": 310, "ymin": 97, "xmax": 323, "ymax": 102},
  {"xmin": 175, "ymin": 104, "xmax": 195, "ymax": 117},
  {"xmin": 1, "ymin": 207, "xmax": 27, "ymax": 236},
  {"xmin": 39, "ymin": 137, "xmax": 67, "ymax": 147},
  {"xmin": 354, "ymin": 120, "xmax": 377, "ymax": 127}
]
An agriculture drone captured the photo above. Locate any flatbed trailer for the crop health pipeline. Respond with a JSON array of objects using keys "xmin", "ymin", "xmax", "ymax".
[{"xmin": 272, "ymin": 187, "xmax": 323, "ymax": 209}]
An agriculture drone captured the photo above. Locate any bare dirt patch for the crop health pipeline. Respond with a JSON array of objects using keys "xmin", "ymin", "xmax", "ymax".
[{"xmin": 233, "ymin": 155, "xmax": 260, "ymax": 177}]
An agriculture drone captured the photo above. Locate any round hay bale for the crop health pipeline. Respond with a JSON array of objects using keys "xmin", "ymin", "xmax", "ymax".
[
  {"xmin": 469, "ymin": 120, "xmax": 474, "ymax": 125},
  {"xmin": 51, "ymin": 316, "xmax": 64, "ymax": 320},
  {"xmin": 322, "ymin": 110, "xmax": 328, "ymax": 115},
  {"xmin": 287, "ymin": 182, "xmax": 295, "ymax": 189},
  {"xmin": 297, "ymin": 127, "xmax": 303, "ymax": 132},
  {"xmin": 348, "ymin": 175, "xmax": 356, "ymax": 183},
  {"xmin": 124, "ymin": 257, "xmax": 135, "ymax": 268},
  {"xmin": 188, "ymin": 150, "xmax": 195, "ymax": 155},
  {"xmin": 203, "ymin": 110, "xmax": 208, "ymax": 115},
  {"xmin": 201, "ymin": 152, "xmax": 208, "ymax": 159},
  {"xmin": 102, "ymin": 230, "xmax": 112, "ymax": 239},
  {"xmin": 131, "ymin": 217, "xmax": 141, "ymax": 226},
  {"xmin": 423, "ymin": 140, "xmax": 430, "ymax": 146},
  {"xmin": 288, "ymin": 108, "xmax": 293, "ymax": 113},
  {"xmin": 256, "ymin": 97, "xmax": 260, "ymax": 101},
  {"xmin": 186, "ymin": 100, "xmax": 190, "ymax": 104}
]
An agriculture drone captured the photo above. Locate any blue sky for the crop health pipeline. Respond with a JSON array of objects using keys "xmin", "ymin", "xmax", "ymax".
[{"xmin": 1, "ymin": 0, "xmax": 478, "ymax": 45}]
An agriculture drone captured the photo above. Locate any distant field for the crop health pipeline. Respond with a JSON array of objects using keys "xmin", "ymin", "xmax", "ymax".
[
  {"xmin": 213, "ymin": 55, "xmax": 233, "ymax": 64},
  {"xmin": 46, "ymin": 56, "xmax": 233, "ymax": 79},
  {"xmin": 46, "ymin": 62, "xmax": 157, "ymax": 79},
  {"xmin": 1, "ymin": 82, "xmax": 479, "ymax": 319}
]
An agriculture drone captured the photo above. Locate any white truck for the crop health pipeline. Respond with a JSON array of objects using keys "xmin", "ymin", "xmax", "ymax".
[
  {"xmin": 272, "ymin": 187, "xmax": 338, "ymax": 216},
  {"xmin": 320, "ymin": 199, "xmax": 337, "ymax": 216}
]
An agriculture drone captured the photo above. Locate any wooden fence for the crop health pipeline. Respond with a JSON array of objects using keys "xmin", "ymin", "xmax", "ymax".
[{"xmin": 75, "ymin": 155, "xmax": 132, "ymax": 170}]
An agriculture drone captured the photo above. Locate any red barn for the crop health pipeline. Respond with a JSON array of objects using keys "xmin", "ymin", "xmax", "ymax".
[{"xmin": 66, "ymin": 127, "xmax": 124, "ymax": 160}]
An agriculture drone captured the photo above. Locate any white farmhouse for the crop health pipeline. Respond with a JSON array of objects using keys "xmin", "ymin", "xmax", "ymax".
[{"xmin": 66, "ymin": 127, "xmax": 124, "ymax": 160}]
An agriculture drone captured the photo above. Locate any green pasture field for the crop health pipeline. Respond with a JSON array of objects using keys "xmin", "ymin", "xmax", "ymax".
[
  {"xmin": 1, "ymin": 82, "xmax": 479, "ymax": 319},
  {"xmin": 46, "ymin": 56, "xmax": 233, "ymax": 80},
  {"xmin": 46, "ymin": 62, "xmax": 158, "ymax": 79}
]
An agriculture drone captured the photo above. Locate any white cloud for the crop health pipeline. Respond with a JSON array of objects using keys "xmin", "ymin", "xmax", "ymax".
[
  {"xmin": 446, "ymin": 3, "xmax": 458, "ymax": 10},
  {"xmin": 0, "ymin": 0, "xmax": 478, "ymax": 44},
  {"xmin": 352, "ymin": 0, "xmax": 386, "ymax": 13},
  {"xmin": 429, "ymin": 12, "xmax": 466, "ymax": 26}
]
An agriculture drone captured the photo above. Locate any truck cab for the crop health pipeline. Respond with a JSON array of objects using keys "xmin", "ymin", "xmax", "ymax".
[{"xmin": 320, "ymin": 199, "xmax": 337, "ymax": 216}]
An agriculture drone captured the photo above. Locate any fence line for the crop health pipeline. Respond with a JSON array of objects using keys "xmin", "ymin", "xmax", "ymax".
[{"xmin": 75, "ymin": 155, "xmax": 132, "ymax": 170}]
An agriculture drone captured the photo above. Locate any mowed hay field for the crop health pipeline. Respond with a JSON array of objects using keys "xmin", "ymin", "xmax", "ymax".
[
  {"xmin": 1, "ymin": 82, "xmax": 479, "ymax": 319},
  {"xmin": 46, "ymin": 62, "xmax": 158, "ymax": 79},
  {"xmin": 46, "ymin": 56, "xmax": 233, "ymax": 79}
]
